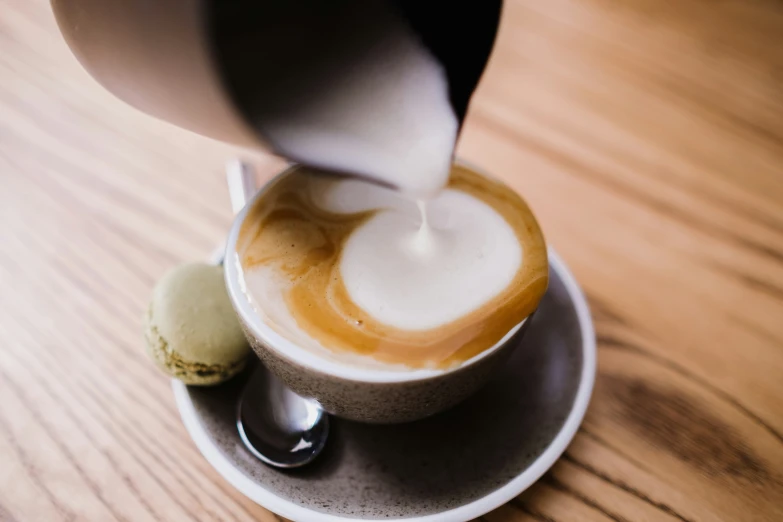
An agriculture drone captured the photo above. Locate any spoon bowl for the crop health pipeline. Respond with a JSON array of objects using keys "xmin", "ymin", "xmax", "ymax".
[{"xmin": 237, "ymin": 364, "xmax": 329, "ymax": 468}]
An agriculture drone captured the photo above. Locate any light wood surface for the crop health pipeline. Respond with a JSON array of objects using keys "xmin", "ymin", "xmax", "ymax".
[{"xmin": 2, "ymin": 0, "xmax": 782, "ymax": 520}]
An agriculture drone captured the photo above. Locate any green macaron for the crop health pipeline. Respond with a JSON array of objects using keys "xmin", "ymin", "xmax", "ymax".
[{"xmin": 144, "ymin": 263, "xmax": 250, "ymax": 385}]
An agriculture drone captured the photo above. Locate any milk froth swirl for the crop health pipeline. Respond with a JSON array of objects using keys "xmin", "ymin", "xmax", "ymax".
[{"xmin": 237, "ymin": 164, "xmax": 548, "ymax": 370}]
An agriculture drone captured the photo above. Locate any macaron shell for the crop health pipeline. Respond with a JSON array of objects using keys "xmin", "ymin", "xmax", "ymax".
[
  {"xmin": 145, "ymin": 263, "xmax": 250, "ymax": 384},
  {"xmin": 144, "ymin": 306, "xmax": 246, "ymax": 385}
]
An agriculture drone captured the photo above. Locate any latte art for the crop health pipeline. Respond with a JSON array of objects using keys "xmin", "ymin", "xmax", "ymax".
[{"xmin": 237, "ymin": 164, "xmax": 548, "ymax": 369}]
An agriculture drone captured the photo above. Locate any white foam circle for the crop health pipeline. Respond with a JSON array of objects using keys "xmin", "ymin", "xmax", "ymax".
[{"xmin": 339, "ymin": 188, "xmax": 522, "ymax": 330}]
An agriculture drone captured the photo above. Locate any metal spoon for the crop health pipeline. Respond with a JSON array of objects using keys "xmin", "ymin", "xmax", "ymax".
[{"xmin": 226, "ymin": 160, "xmax": 329, "ymax": 468}]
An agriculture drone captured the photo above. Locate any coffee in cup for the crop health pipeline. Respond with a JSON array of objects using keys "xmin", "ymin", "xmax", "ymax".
[{"xmin": 235, "ymin": 163, "xmax": 547, "ymax": 371}]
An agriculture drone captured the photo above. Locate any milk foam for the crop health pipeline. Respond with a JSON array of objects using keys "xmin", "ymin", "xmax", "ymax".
[
  {"xmin": 260, "ymin": 12, "xmax": 458, "ymax": 199},
  {"xmin": 310, "ymin": 178, "xmax": 522, "ymax": 330}
]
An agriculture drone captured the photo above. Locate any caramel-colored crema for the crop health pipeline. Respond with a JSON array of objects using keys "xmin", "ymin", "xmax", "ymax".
[{"xmin": 237, "ymin": 164, "xmax": 548, "ymax": 369}]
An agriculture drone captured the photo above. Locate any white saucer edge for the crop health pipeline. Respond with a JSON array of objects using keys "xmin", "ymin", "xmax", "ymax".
[{"xmin": 172, "ymin": 246, "xmax": 597, "ymax": 522}]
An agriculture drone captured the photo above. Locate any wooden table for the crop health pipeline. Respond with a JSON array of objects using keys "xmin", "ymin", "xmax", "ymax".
[{"xmin": 2, "ymin": 0, "xmax": 782, "ymax": 520}]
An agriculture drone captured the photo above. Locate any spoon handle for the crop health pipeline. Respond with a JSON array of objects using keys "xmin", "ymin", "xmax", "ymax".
[{"xmin": 226, "ymin": 159, "xmax": 258, "ymax": 215}]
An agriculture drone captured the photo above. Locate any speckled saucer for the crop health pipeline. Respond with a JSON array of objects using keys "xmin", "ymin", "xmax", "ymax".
[{"xmin": 173, "ymin": 248, "xmax": 595, "ymax": 522}]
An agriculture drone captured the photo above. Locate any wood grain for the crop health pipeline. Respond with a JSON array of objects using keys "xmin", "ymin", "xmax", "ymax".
[{"xmin": 1, "ymin": 0, "xmax": 782, "ymax": 520}]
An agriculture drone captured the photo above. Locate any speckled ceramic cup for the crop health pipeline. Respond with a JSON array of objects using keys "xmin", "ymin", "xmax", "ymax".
[{"xmin": 224, "ymin": 164, "xmax": 538, "ymax": 424}]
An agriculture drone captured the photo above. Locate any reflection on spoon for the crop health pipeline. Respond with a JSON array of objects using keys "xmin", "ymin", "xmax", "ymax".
[{"xmin": 237, "ymin": 364, "xmax": 328, "ymax": 468}]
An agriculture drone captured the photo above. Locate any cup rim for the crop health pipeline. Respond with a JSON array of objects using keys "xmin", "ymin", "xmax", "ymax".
[{"xmin": 224, "ymin": 162, "xmax": 531, "ymax": 384}]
